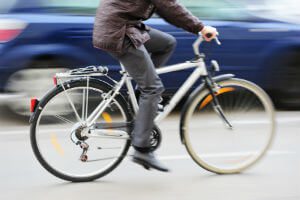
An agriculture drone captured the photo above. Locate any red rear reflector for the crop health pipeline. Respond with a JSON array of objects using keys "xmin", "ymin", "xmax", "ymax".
[
  {"xmin": 30, "ymin": 98, "xmax": 38, "ymax": 113},
  {"xmin": 0, "ymin": 29, "xmax": 22, "ymax": 42},
  {"xmin": 53, "ymin": 76, "xmax": 57, "ymax": 85}
]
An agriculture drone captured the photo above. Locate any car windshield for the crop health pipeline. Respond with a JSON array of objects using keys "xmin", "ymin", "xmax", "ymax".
[
  {"xmin": 4, "ymin": 0, "xmax": 251, "ymax": 19},
  {"xmin": 179, "ymin": 0, "xmax": 252, "ymax": 20},
  {"xmin": 40, "ymin": 0, "xmax": 99, "ymax": 15},
  {"xmin": 180, "ymin": 0, "xmax": 300, "ymax": 22},
  {"xmin": 2, "ymin": 0, "xmax": 299, "ymax": 23},
  {"xmin": 0, "ymin": 0, "xmax": 18, "ymax": 13},
  {"xmin": 241, "ymin": 0, "xmax": 300, "ymax": 23},
  {"xmin": 0, "ymin": 0, "xmax": 99, "ymax": 15}
]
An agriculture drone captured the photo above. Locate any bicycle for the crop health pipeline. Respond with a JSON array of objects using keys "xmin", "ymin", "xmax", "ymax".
[{"xmin": 30, "ymin": 34, "xmax": 276, "ymax": 182}]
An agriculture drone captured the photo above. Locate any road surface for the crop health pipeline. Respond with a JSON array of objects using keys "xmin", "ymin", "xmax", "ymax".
[{"xmin": 0, "ymin": 107, "xmax": 299, "ymax": 200}]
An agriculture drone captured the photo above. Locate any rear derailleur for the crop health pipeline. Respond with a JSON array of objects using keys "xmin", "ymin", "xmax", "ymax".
[{"xmin": 70, "ymin": 122, "xmax": 90, "ymax": 162}]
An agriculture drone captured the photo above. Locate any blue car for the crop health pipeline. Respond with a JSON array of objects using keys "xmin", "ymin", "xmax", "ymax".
[{"xmin": 0, "ymin": 0, "xmax": 300, "ymax": 115}]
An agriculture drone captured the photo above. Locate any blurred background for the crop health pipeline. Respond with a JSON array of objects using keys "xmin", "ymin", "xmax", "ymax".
[
  {"xmin": 0, "ymin": 1, "xmax": 300, "ymax": 200},
  {"xmin": 0, "ymin": 0, "xmax": 299, "ymax": 117}
]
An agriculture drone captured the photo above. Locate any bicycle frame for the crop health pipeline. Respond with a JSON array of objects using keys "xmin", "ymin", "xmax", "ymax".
[
  {"xmin": 84, "ymin": 58, "xmax": 208, "ymax": 127},
  {"xmin": 55, "ymin": 36, "xmax": 216, "ymax": 129}
]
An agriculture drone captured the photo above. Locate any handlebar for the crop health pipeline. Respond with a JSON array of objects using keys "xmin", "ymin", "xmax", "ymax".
[{"xmin": 193, "ymin": 33, "xmax": 221, "ymax": 58}]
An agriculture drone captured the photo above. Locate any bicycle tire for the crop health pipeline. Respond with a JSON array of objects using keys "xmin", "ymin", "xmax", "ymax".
[
  {"xmin": 181, "ymin": 78, "xmax": 276, "ymax": 174},
  {"xmin": 30, "ymin": 78, "xmax": 132, "ymax": 182}
]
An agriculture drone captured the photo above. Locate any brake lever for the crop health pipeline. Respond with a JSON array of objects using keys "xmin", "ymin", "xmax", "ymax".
[
  {"xmin": 214, "ymin": 37, "xmax": 221, "ymax": 45},
  {"xmin": 199, "ymin": 32, "xmax": 222, "ymax": 45}
]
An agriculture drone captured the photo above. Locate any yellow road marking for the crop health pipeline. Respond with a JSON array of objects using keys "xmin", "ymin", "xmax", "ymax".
[
  {"xmin": 102, "ymin": 112, "xmax": 112, "ymax": 123},
  {"xmin": 50, "ymin": 134, "xmax": 64, "ymax": 156},
  {"xmin": 102, "ymin": 112, "xmax": 113, "ymax": 133}
]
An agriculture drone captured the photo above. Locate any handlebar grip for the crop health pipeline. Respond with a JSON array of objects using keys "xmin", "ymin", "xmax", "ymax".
[
  {"xmin": 202, "ymin": 32, "xmax": 221, "ymax": 45},
  {"xmin": 205, "ymin": 33, "xmax": 213, "ymax": 39}
]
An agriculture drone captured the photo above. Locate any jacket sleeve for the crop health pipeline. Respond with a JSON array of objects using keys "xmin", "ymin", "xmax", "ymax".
[{"xmin": 150, "ymin": 0, "xmax": 204, "ymax": 34}]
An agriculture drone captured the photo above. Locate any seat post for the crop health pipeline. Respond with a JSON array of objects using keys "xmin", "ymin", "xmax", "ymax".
[{"xmin": 120, "ymin": 62, "xmax": 126, "ymax": 71}]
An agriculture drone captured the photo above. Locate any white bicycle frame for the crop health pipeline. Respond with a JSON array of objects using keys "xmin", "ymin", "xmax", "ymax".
[
  {"xmin": 55, "ymin": 36, "xmax": 220, "ymax": 138},
  {"xmin": 85, "ymin": 37, "xmax": 215, "ymax": 127},
  {"xmin": 127, "ymin": 61, "xmax": 208, "ymax": 123}
]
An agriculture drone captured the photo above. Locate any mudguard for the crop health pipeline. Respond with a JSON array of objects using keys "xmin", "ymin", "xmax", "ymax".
[{"xmin": 179, "ymin": 74, "xmax": 235, "ymax": 144}]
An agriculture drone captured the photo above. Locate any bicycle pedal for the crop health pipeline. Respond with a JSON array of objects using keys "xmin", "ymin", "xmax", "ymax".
[{"xmin": 158, "ymin": 104, "xmax": 164, "ymax": 112}]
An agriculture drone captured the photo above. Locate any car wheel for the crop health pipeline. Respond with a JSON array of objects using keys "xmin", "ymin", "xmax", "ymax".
[
  {"xmin": 5, "ymin": 60, "xmax": 69, "ymax": 116},
  {"xmin": 270, "ymin": 51, "xmax": 300, "ymax": 109}
]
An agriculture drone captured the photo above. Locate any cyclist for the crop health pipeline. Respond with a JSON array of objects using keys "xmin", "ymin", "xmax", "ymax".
[{"xmin": 93, "ymin": 0, "xmax": 218, "ymax": 172}]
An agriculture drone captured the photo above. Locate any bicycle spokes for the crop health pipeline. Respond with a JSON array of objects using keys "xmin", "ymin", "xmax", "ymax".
[{"xmin": 183, "ymin": 79, "xmax": 275, "ymax": 174}]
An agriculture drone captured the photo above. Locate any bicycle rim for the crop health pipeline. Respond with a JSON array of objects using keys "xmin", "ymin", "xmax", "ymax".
[
  {"xmin": 183, "ymin": 79, "xmax": 276, "ymax": 174},
  {"xmin": 31, "ymin": 82, "xmax": 131, "ymax": 181}
]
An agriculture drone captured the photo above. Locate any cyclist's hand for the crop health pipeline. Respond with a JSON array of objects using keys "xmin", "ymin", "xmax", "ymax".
[{"xmin": 200, "ymin": 26, "xmax": 218, "ymax": 42}]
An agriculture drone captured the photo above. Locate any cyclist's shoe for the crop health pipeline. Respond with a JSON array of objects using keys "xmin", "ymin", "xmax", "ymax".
[{"xmin": 132, "ymin": 151, "xmax": 169, "ymax": 172}]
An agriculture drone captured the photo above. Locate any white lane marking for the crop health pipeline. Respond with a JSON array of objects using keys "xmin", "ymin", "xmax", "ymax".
[
  {"xmin": 0, "ymin": 128, "xmax": 66, "ymax": 136},
  {"xmin": 159, "ymin": 151, "xmax": 296, "ymax": 161},
  {"xmin": 277, "ymin": 117, "xmax": 300, "ymax": 123},
  {"xmin": 1, "ymin": 115, "xmax": 300, "ymax": 136}
]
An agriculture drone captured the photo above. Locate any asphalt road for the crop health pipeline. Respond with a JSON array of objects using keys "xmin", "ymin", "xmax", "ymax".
[{"xmin": 0, "ymin": 107, "xmax": 299, "ymax": 200}]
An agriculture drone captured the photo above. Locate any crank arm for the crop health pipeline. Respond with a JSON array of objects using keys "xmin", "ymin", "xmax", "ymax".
[{"xmin": 88, "ymin": 129, "xmax": 130, "ymax": 140}]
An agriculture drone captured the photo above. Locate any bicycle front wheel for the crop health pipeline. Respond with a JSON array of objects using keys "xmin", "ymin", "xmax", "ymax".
[
  {"xmin": 30, "ymin": 79, "xmax": 132, "ymax": 182},
  {"xmin": 181, "ymin": 78, "xmax": 276, "ymax": 174}
]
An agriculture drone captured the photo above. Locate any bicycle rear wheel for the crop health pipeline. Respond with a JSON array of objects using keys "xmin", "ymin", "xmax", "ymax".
[
  {"xmin": 30, "ymin": 79, "xmax": 132, "ymax": 182},
  {"xmin": 181, "ymin": 78, "xmax": 275, "ymax": 174}
]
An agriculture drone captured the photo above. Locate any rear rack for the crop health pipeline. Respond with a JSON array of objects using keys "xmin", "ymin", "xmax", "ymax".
[{"xmin": 56, "ymin": 66, "xmax": 109, "ymax": 78}]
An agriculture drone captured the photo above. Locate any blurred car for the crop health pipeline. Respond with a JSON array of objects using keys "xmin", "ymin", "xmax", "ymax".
[{"xmin": 0, "ymin": 0, "xmax": 300, "ymax": 115}]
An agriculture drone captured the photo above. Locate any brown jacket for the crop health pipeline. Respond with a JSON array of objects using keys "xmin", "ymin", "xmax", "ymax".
[{"xmin": 93, "ymin": 0, "xmax": 204, "ymax": 53}]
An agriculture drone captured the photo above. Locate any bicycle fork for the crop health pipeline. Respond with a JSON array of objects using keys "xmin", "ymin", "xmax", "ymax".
[{"xmin": 204, "ymin": 76, "xmax": 233, "ymax": 129}]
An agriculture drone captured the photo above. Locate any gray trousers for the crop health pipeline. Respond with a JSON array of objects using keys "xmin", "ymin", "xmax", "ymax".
[{"xmin": 110, "ymin": 28, "xmax": 177, "ymax": 148}]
